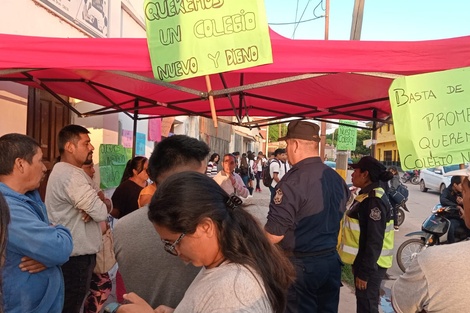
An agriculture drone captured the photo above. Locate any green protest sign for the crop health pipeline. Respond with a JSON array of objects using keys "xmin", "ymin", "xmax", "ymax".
[
  {"xmin": 144, "ymin": 0, "xmax": 272, "ymax": 82},
  {"xmin": 337, "ymin": 120, "xmax": 358, "ymax": 151},
  {"xmin": 99, "ymin": 144, "xmax": 128, "ymax": 189},
  {"xmin": 389, "ymin": 66, "xmax": 470, "ymax": 170}
]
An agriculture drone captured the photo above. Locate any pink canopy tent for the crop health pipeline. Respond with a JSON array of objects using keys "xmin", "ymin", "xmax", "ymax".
[{"xmin": 1, "ymin": 29, "xmax": 470, "ymax": 128}]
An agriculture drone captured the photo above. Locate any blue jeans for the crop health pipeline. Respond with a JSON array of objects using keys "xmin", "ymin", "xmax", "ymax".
[
  {"xmin": 61, "ymin": 254, "xmax": 96, "ymax": 313},
  {"xmin": 285, "ymin": 251, "xmax": 342, "ymax": 313}
]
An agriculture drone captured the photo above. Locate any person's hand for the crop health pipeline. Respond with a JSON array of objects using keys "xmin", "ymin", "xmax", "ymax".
[
  {"xmin": 80, "ymin": 210, "xmax": 91, "ymax": 223},
  {"xmin": 154, "ymin": 305, "xmax": 175, "ymax": 313},
  {"xmin": 116, "ymin": 293, "xmax": 156, "ymax": 313},
  {"xmin": 355, "ymin": 277, "xmax": 368, "ymax": 290},
  {"xmin": 98, "ymin": 190, "xmax": 106, "ymax": 201},
  {"xmin": 459, "ymin": 206, "xmax": 465, "ymax": 219},
  {"xmin": 19, "ymin": 256, "xmax": 46, "ymax": 273},
  {"xmin": 457, "ymin": 196, "xmax": 464, "ymax": 205}
]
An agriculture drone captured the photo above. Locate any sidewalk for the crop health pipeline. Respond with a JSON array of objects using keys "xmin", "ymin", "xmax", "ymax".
[{"xmin": 243, "ymin": 188, "xmax": 358, "ymax": 313}]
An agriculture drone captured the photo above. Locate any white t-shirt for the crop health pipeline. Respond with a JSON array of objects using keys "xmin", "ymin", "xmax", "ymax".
[
  {"xmin": 257, "ymin": 158, "xmax": 267, "ymax": 172},
  {"xmin": 174, "ymin": 262, "xmax": 272, "ymax": 313},
  {"xmin": 270, "ymin": 159, "xmax": 289, "ymax": 188},
  {"xmin": 392, "ymin": 240, "xmax": 470, "ymax": 313}
]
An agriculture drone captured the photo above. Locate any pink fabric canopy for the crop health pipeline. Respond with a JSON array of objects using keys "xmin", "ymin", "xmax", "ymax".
[{"xmin": 1, "ymin": 30, "xmax": 470, "ymax": 126}]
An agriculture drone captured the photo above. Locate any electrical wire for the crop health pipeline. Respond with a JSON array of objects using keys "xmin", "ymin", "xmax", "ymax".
[
  {"xmin": 292, "ymin": 0, "xmax": 312, "ymax": 38},
  {"xmin": 268, "ymin": 0, "xmax": 325, "ymax": 28}
]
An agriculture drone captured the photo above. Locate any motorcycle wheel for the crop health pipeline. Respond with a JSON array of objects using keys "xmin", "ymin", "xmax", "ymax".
[
  {"xmin": 396, "ymin": 207, "xmax": 405, "ymax": 227},
  {"xmin": 411, "ymin": 176, "xmax": 420, "ymax": 185},
  {"xmin": 397, "ymin": 238, "xmax": 425, "ymax": 272}
]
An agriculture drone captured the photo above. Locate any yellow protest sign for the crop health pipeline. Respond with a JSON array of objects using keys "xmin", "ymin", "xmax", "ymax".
[
  {"xmin": 389, "ymin": 67, "xmax": 470, "ymax": 170},
  {"xmin": 144, "ymin": 0, "xmax": 272, "ymax": 82},
  {"xmin": 337, "ymin": 120, "xmax": 358, "ymax": 151}
]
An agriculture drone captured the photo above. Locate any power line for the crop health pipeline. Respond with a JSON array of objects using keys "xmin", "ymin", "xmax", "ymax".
[{"xmin": 268, "ymin": 0, "xmax": 325, "ymax": 29}]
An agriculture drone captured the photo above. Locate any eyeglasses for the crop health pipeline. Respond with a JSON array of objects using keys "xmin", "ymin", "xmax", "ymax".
[{"xmin": 161, "ymin": 233, "xmax": 185, "ymax": 256}]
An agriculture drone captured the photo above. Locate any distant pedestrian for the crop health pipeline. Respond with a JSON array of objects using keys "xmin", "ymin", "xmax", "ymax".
[
  {"xmin": 213, "ymin": 154, "xmax": 248, "ymax": 198},
  {"xmin": 205, "ymin": 153, "xmax": 220, "ymax": 178}
]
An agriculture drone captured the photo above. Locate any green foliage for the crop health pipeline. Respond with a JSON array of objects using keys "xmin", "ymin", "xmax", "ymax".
[
  {"xmin": 341, "ymin": 264, "xmax": 354, "ymax": 287},
  {"xmin": 268, "ymin": 123, "xmax": 288, "ymax": 142}
]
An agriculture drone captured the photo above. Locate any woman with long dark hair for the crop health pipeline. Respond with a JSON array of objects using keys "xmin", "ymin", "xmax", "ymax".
[
  {"xmin": 111, "ymin": 156, "xmax": 148, "ymax": 218},
  {"xmin": 205, "ymin": 153, "xmax": 220, "ymax": 178},
  {"xmin": 118, "ymin": 172, "xmax": 295, "ymax": 313}
]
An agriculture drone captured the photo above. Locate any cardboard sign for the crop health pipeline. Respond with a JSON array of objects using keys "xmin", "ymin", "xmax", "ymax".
[
  {"xmin": 99, "ymin": 144, "xmax": 127, "ymax": 189},
  {"xmin": 389, "ymin": 67, "xmax": 470, "ymax": 170},
  {"xmin": 337, "ymin": 120, "xmax": 358, "ymax": 151},
  {"xmin": 144, "ymin": 0, "xmax": 272, "ymax": 81}
]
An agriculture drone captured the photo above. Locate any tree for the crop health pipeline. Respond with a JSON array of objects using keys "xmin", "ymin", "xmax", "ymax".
[
  {"xmin": 268, "ymin": 123, "xmax": 287, "ymax": 142},
  {"xmin": 326, "ymin": 128, "xmax": 371, "ymax": 156}
]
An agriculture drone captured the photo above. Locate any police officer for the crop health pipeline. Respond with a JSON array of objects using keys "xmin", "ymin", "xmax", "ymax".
[
  {"xmin": 264, "ymin": 120, "xmax": 349, "ymax": 313},
  {"xmin": 338, "ymin": 156, "xmax": 394, "ymax": 313}
]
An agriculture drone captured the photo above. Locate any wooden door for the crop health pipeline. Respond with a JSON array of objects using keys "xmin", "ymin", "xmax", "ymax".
[{"xmin": 27, "ymin": 88, "xmax": 71, "ymax": 200}]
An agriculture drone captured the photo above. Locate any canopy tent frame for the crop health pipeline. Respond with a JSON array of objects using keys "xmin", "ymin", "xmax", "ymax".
[{"xmin": 2, "ymin": 30, "xmax": 470, "ymax": 132}]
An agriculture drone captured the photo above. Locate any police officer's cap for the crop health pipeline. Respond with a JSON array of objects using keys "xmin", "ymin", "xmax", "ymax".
[
  {"xmin": 350, "ymin": 156, "xmax": 386, "ymax": 181},
  {"xmin": 278, "ymin": 120, "xmax": 320, "ymax": 142}
]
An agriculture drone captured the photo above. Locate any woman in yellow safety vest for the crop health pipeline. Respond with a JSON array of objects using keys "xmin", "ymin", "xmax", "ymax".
[{"xmin": 339, "ymin": 156, "xmax": 394, "ymax": 313}]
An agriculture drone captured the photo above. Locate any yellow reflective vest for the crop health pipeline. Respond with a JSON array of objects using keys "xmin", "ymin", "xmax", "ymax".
[{"xmin": 338, "ymin": 187, "xmax": 394, "ymax": 268}]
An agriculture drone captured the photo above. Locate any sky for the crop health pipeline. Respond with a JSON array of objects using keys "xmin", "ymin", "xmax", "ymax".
[
  {"xmin": 265, "ymin": 0, "xmax": 470, "ymax": 41},
  {"xmin": 132, "ymin": 0, "xmax": 470, "ymax": 41}
]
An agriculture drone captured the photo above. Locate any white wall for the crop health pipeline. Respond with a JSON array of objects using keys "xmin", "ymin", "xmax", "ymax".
[{"xmin": 0, "ymin": 82, "xmax": 28, "ymax": 135}]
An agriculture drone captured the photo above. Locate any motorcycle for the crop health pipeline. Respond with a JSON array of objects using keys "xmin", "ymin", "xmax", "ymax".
[
  {"xmin": 400, "ymin": 169, "xmax": 420, "ymax": 185},
  {"xmin": 396, "ymin": 204, "xmax": 469, "ymax": 272},
  {"xmin": 395, "ymin": 202, "xmax": 408, "ymax": 227}
]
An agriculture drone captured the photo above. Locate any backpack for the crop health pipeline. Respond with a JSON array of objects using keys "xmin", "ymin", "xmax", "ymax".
[{"xmin": 262, "ymin": 159, "xmax": 279, "ymax": 187}]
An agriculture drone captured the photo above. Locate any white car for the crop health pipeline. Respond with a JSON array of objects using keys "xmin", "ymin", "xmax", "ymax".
[{"xmin": 419, "ymin": 164, "xmax": 461, "ymax": 194}]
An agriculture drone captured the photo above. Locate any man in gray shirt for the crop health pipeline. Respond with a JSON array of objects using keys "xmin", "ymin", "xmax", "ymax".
[
  {"xmin": 45, "ymin": 124, "xmax": 111, "ymax": 313},
  {"xmin": 113, "ymin": 135, "xmax": 210, "ymax": 308}
]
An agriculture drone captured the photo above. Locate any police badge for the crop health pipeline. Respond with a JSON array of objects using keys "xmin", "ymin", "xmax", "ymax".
[
  {"xmin": 369, "ymin": 207, "xmax": 381, "ymax": 221},
  {"xmin": 273, "ymin": 188, "xmax": 283, "ymax": 204}
]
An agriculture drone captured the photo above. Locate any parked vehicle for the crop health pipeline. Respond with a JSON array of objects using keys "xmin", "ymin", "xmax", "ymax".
[
  {"xmin": 324, "ymin": 160, "xmax": 336, "ymax": 169},
  {"xmin": 395, "ymin": 202, "xmax": 408, "ymax": 227},
  {"xmin": 400, "ymin": 169, "xmax": 420, "ymax": 185},
  {"xmin": 419, "ymin": 165, "xmax": 460, "ymax": 194},
  {"xmin": 396, "ymin": 204, "xmax": 469, "ymax": 272}
]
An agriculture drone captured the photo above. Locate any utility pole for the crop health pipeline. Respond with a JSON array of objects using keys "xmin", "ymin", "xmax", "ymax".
[
  {"xmin": 319, "ymin": 0, "xmax": 330, "ymax": 162},
  {"xmin": 336, "ymin": 0, "xmax": 366, "ymax": 178}
]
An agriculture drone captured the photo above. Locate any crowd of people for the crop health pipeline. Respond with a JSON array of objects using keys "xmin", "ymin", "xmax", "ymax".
[{"xmin": 1, "ymin": 120, "xmax": 470, "ymax": 313}]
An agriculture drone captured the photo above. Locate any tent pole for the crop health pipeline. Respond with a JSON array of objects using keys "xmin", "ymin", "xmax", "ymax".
[
  {"xmin": 205, "ymin": 75, "xmax": 218, "ymax": 128},
  {"xmin": 132, "ymin": 99, "xmax": 138, "ymax": 157}
]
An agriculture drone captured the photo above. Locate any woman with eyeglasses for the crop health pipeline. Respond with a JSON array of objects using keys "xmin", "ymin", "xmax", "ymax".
[{"xmin": 116, "ymin": 172, "xmax": 295, "ymax": 313}]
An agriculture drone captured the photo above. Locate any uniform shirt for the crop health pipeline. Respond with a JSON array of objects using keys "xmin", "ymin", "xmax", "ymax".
[
  {"xmin": 265, "ymin": 157, "xmax": 349, "ymax": 253},
  {"xmin": 348, "ymin": 182, "xmax": 391, "ymax": 280}
]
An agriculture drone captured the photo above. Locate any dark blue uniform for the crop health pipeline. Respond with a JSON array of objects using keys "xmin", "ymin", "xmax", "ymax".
[{"xmin": 265, "ymin": 157, "xmax": 349, "ymax": 313}]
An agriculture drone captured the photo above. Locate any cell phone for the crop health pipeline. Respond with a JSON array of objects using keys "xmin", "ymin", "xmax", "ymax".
[{"xmin": 103, "ymin": 302, "xmax": 121, "ymax": 313}]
